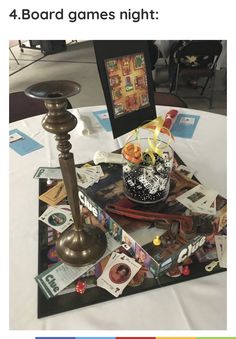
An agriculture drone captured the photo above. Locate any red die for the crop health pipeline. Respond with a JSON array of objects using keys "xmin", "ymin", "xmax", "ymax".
[
  {"xmin": 75, "ymin": 280, "xmax": 87, "ymax": 294},
  {"xmin": 182, "ymin": 265, "xmax": 190, "ymax": 276}
]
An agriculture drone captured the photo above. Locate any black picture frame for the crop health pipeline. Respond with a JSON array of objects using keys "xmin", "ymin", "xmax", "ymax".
[{"xmin": 93, "ymin": 40, "xmax": 156, "ymax": 138}]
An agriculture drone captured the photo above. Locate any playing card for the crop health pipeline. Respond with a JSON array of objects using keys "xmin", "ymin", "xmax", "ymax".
[
  {"xmin": 39, "ymin": 206, "xmax": 73, "ymax": 233},
  {"xmin": 9, "ymin": 132, "xmax": 24, "ymax": 143},
  {"xmin": 39, "ymin": 181, "xmax": 67, "ymax": 205},
  {"xmin": 176, "ymin": 165, "xmax": 195, "ymax": 179},
  {"xmin": 97, "ymin": 253, "xmax": 141, "ymax": 297}
]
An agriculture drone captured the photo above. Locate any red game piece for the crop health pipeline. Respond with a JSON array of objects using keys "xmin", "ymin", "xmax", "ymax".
[
  {"xmin": 75, "ymin": 280, "xmax": 87, "ymax": 294},
  {"xmin": 182, "ymin": 265, "xmax": 190, "ymax": 276}
]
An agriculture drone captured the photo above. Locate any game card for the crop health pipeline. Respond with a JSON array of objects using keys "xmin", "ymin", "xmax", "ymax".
[
  {"xmin": 39, "ymin": 206, "xmax": 73, "ymax": 233},
  {"xmin": 176, "ymin": 185, "xmax": 210, "ymax": 210},
  {"xmin": 177, "ymin": 184, "xmax": 218, "ymax": 215},
  {"xmin": 57, "ymin": 204, "xmax": 71, "ymax": 213},
  {"xmin": 79, "ymin": 165, "xmax": 104, "ymax": 180},
  {"xmin": 33, "ymin": 166, "xmax": 63, "ymax": 180},
  {"xmin": 39, "ymin": 181, "xmax": 67, "ymax": 205},
  {"xmin": 176, "ymin": 165, "xmax": 195, "ymax": 179},
  {"xmin": 192, "ymin": 199, "xmax": 217, "ymax": 215},
  {"xmin": 76, "ymin": 170, "xmax": 92, "ymax": 189},
  {"xmin": 192, "ymin": 188, "xmax": 218, "ymax": 215},
  {"xmin": 97, "ymin": 252, "xmax": 141, "ymax": 297},
  {"xmin": 202, "ymin": 189, "xmax": 218, "ymax": 208},
  {"xmin": 76, "ymin": 166, "xmax": 104, "ymax": 188},
  {"xmin": 215, "ymin": 235, "xmax": 227, "ymax": 268},
  {"xmin": 92, "ymin": 109, "xmax": 112, "ymax": 132},
  {"xmin": 218, "ymin": 205, "xmax": 227, "ymax": 231},
  {"xmin": 9, "ymin": 132, "xmax": 24, "ymax": 143}
]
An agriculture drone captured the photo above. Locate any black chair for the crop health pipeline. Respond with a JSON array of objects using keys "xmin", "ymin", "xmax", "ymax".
[
  {"xmin": 146, "ymin": 43, "xmax": 188, "ymax": 109},
  {"xmin": 147, "ymin": 40, "xmax": 159, "ymax": 70},
  {"xmin": 9, "ymin": 91, "xmax": 72, "ymax": 123},
  {"xmin": 169, "ymin": 40, "xmax": 223, "ymax": 107},
  {"xmin": 154, "ymin": 92, "xmax": 188, "ymax": 108}
]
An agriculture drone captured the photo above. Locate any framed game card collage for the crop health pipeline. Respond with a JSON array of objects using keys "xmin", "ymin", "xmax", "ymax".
[{"xmin": 93, "ymin": 41, "xmax": 156, "ymax": 138}]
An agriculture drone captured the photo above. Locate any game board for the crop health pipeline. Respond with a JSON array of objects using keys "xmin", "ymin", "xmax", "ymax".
[{"xmin": 37, "ymin": 152, "xmax": 226, "ymax": 318}]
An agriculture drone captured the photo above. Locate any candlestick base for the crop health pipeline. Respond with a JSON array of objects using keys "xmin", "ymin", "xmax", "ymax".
[
  {"xmin": 25, "ymin": 80, "xmax": 108, "ymax": 267},
  {"xmin": 56, "ymin": 224, "xmax": 107, "ymax": 266}
]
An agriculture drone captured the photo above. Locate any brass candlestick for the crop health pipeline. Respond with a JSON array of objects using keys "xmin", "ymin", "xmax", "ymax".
[{"xmin": 25, "ymin": 80, "xmax": 107, "ymax": 266}]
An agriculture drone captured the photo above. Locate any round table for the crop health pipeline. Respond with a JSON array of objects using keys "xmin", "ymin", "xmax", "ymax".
[{"xmin": 9, "ymin": 105, "xmax": 226, "ymax": 330}]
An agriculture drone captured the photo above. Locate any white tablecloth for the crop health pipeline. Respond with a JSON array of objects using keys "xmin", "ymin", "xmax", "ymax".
[{"xmin": 9, "ymin": 105, "xmax": 226, "ymax": 330}]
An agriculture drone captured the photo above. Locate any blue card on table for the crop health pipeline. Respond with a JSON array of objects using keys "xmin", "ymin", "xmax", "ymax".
[
  {"xmin": 92, "ymin": 109, "xmax": 112, "ymax": 132},
  {"xmin": 171, "ymin": 113, "xmax": 200, "ymax": 138},
  {"xmin": 9, "ymin": 129, "xmax": 43, "ymax": 156}
]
